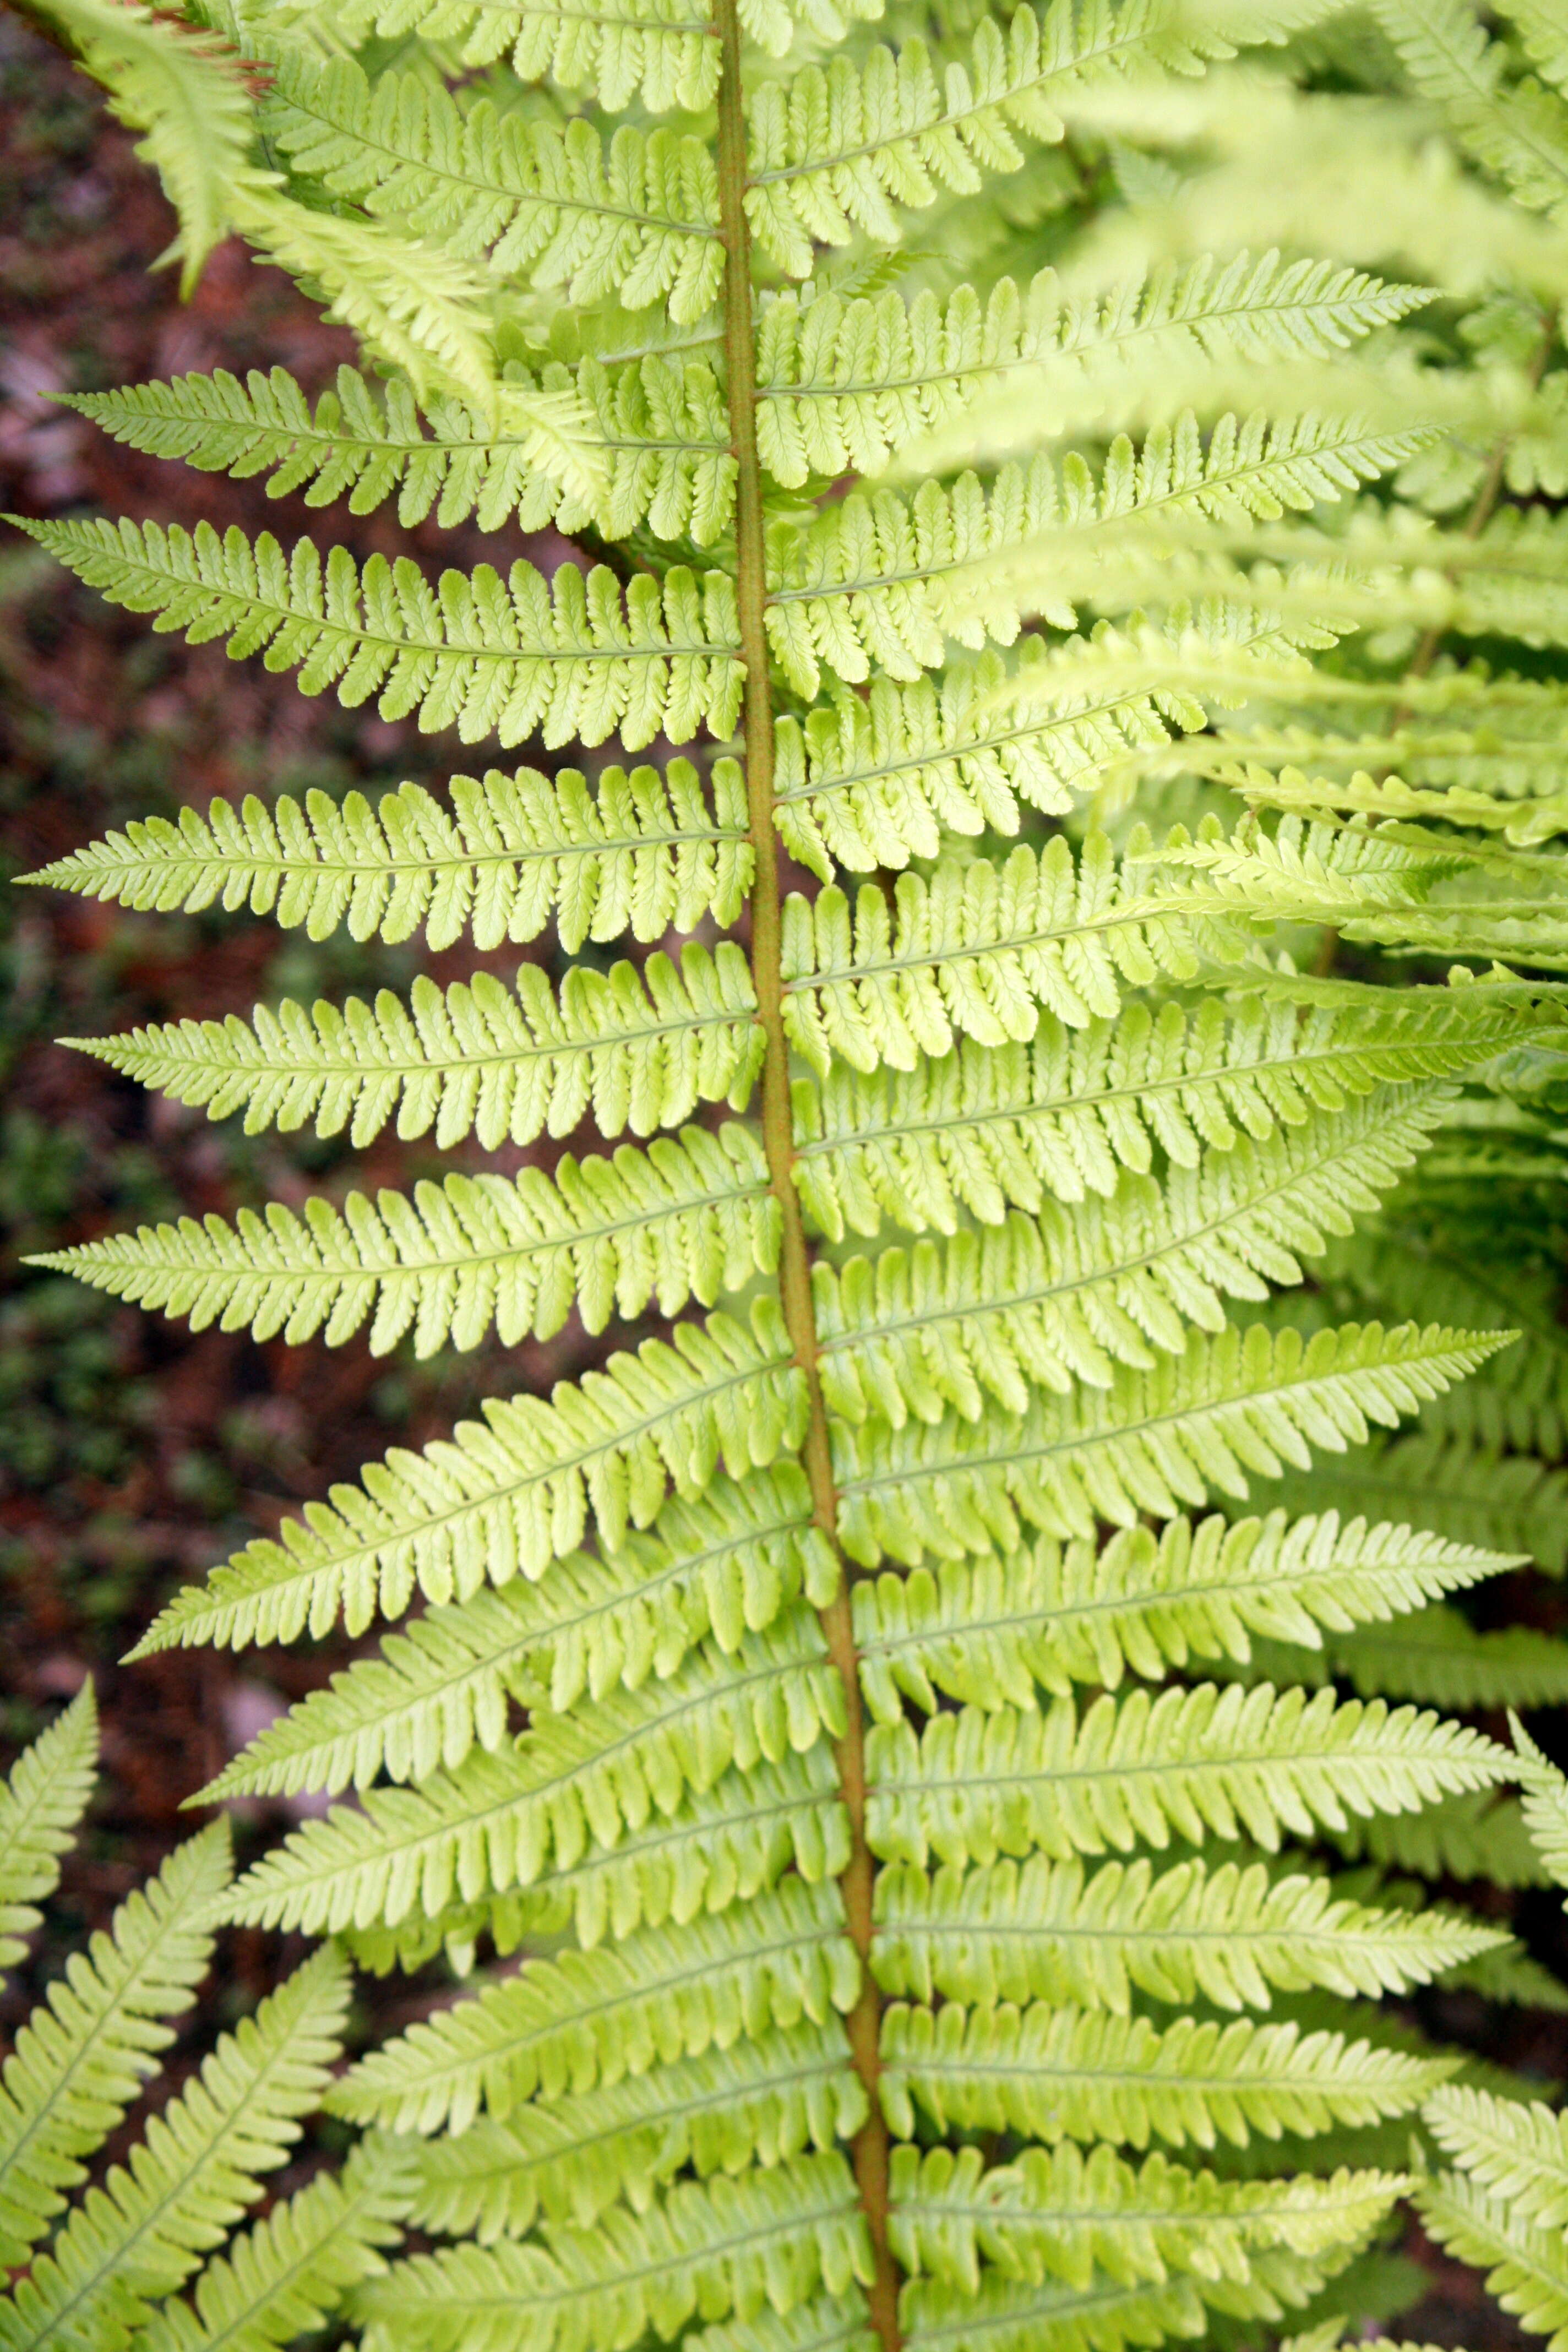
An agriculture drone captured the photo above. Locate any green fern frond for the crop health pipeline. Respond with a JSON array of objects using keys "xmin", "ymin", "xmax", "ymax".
[
  {"xmin": 780, "ymin": 835, "xmax": 1238, "ymax": 1075},
  {"xmin": 37, "ymin": 1121, "xmax": 776, "ymax": 1356},
  {"xmin": 0, "ymin": 1819, "xmax": 229, "ymax": 2270},
  {"xmin": 793, "ymin": 986, "xmax": 1551, "ymax": 1236},
  {"xmin": 1263, "ymin": 1429, "xmax": 1568, "ymax": 1575},
  {"xmin": 1507, "ymin": 1713, "xmax": 1568, "ymax": 1888},
  {"xmin": 1425, "ymin": 2084, "xmax": 1568, "ymax": 2230},
  {"xmin": 132, "ymin": 2133, "xmax": 413, "ymax": 2352},
  {"xmin": 1413, "ymin": 2170, "xmax": 1568, "ymax": 2352},
  {"xmin": 853, "ymin": 1509, "xmax": 1517, "ymax": 1719},
  {"xmin": 835, "ymin": 1317, "xmax": 1509, "ymax": 1564},
  {"xmin": 872, "ymin": 1850, "xmax": 1507, "ymax": 2011},
  {"xmin": 879, "ymin": 2002, "xmax": 1450, "ymax": 2152},
  {"xmin": 867, "ymin": 1680, "xmax": 1508, "ymax": 1869},
  {"xmin": 0, "ymin": 1685, "xmax": 97, "ymax": 1972},
  {"xmin": 1329, "ymin": 1789, "xmax": 1549, "ymax": 1888},
  {"xmin": 330, "ymin": 1873, "xmax": 858, "ymax": 2133},
  {"xmin": 403, "ymin": 2021, "xmax": 865, "ymax": 2235},
  {"xmin": 24, "ymin": 756, "xmax": 750, "ymax": 952},
  {"xmin": 260, "ymin": 52, "xmax": 724, "ymax": 322},
  {"xmin": 219, "ymin": 1644, "xmax": 846, "ymax": 1934},
  {"xmin": 69, "ymin": 359, "xmax": 733, "ymax": 543},
  {"xmin": 889, "ymin": 2141, "xmax": 1403, "ymax": 2293},
  {"xmin": 352, "ymin": 2153, "xmax": 870, "ymax": 2352},
  {"xmin": 1502, "ymin": 0, "xmax": 1568, "ymax": 91},
  {"xmin": 8, "ymin": 516, "xmax": 742, "ymax": 752},
  {"xmin": 814, "ymin": 1087, "xmax": 1451, "ymax": 1425},
  {"xmin": 1369, "ymin": 0, "xmax": 1568, "ymax": 219},
  {"xmin": 894, "ymin": 2251, "xmax": 1339, "ymax": 2352},
  {"xmin": 0, "ymin": 1947, "xmax": 350, "ymax": 2352},
  {"xmin": 1244, "ymin": 1605, "xmax": 1568, "ymax": 1711},
  {"xmin": 70, "ymin": 945, "xmax": 761, "ymax": 1150}
]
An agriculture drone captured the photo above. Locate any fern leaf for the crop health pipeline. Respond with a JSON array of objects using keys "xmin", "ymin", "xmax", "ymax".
[
  {"xmin": 889, "ymin": 2140, "xmax": 1403, "ymax": 2294},
  {"xmin": 295, "ymin": 0, "xmax": 727, "ymax": 111},
  {"xmin": 880, "ymin": 2000, "xmax": 1450, "ymax": 2152},
  {"xmin": 853, "ymin": 1508, "xmax": 1517, "ymax": 1719},
  {"xmin": 1262, "ymin": 1429, "xmax": 1568, "ymax": 1575},
  {"xmin": 1414, "ymin": 2170, "xmax": 1568, "ymax": 2351},
  {"xmin": 793, "ymin": 985, "xmax": 1550, "ymax": 1237},
  {"xmin": 1253, "ymin": 1604, "xmax": 1568, "ymax": 1710},
  {"xmin": 0, "ymin": 1821, "xmax": 230, "ymax": 2269},
  {"xmin": 1509, "ymin": 1713, "xmax": 1568, "ymax": 1889},
  {"xmin": 132, "ymin": 2133, "xmax": 413, "ymax": 2352},
  {"xmin": 814, "ymin": 1087, "xmax": 1450, "ymax": 1425},
  {"xmin": 129, "ymin": 1303, "xmax": 800, "ymax": 1673},
  {"xmin": 780, "ymin": 835, "xmax": 1239, "ymax": 1075},
  {"xmin": 214, "ymin": 1606, "xmax": 840, "ymax": 1917},
  {"xmin": 25, "ymin": 756, "xmax": 750, "ymax": 952},
  {"xmin": 8, "ymin": 517, "xmax": 742, "ymax": 753},
  {"xmin": 330, "ymin": 1874, "xmax": 857, "ymax": 2134},
  {"xmin": 404, "ymin": 2020, "xmax": 864, "ymax": 2235},
  {"xmin": 71, "ymin": 359, "xmax": 734, "ymax": 543},
  {"xmin": 895, "ymin": 2256, "xmax": 1325, "ymax": 2352},
  {"xmin": 1370, "ymin": 0, "xmax": 1568, "ymax": 218},
  {"xmin": 872, "ymin": 1851, "xmax": 1507, "ymax": 2012},
  {"xmin": 1424, "ymin": 2084, "xmax": 1568, "ymax": 2231},
  {"xmin": 39, "ymin": 1121, "xmax": 776, "ymax": 1356},
  {"xmin": 866, "ymin": 1680, "xmax": 1508, "ymax": 1869},
  {"xmin": 69, "ymin": 944, "xmax": 763, "ymax": 1150},
  {"xmin": 352, "ymin": 2153, "xmax": 870, "ymax": 2352},
  {"xmin": 755, "ymin": 255, "xmax": 1423, "ymax": 487},
  {"xmin": 834, "ymin": 1318, "xmax": 1509, "ymax": 1565},
  {"xmin": 261, "ymin": 53, "xmax": 724, "ymax": 321},
  {"xmin": 1330, "ymin": 1788, "xmax": 1549, "ymax": 1888},
  {"xmin": 0, "ymin": 1948, "xmax": 350, "ymax": 2352},
  {"xmin": 767, "ymin": 422, "xmax": 1415, "ymax": 700},
  {"xmin": 742, "ymin": 0, "xmax": 1272, "ymax": 276},
  {"xmin": 0, "ymin": 1686, "xmax": 98, "ymax": 1972}
]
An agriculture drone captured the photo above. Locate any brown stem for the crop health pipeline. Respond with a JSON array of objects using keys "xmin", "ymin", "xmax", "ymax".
[{"xmin": 712, "ymin": 4, "xmax": 900, "ymax": 2343}]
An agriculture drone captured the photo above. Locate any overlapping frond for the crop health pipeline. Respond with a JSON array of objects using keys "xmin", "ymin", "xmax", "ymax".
[
  {"xmin": 0, "ymin": 1685, "xmax": 97, "ymax": 1972},
  {"xmin": 853, "ymin": 1508, "xmax": 1517, "ymax": 1718},
  {"xmin": 834, "ymin": 1317, "xmax": 1509, "ymax": 1564},
  {"xmin": 1264, "ymin": 1429, "xmax": 1568, "ymax": 1575},
  {"xmin": 871, "ymin": 1851, "xmax": 1507, "ymax": 2011},
  {"xmin": 26, "ymin": 756, "xmax": 750, "ymax": 952},
  {"xmin": 71, "ymin": 944, "xmax": 763, "ymax": 1150},
  {"xmin": 259, "ymin": 51, "xmax": 725, "ymax": 321},
  {"xmin": 1243, "ymin": 1604, "xmax": 1568, "ymax": 1709},
  {"xmin": 10, "ymin": 518, "xmax": 742, "ymax": 752},
  {"xmin": 40, "ymin": 1120, "xmax": 776, "ymax": 1356}
]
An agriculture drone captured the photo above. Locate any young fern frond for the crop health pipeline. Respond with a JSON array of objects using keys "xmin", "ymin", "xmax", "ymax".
[
  {"xmin": 25, "ymin": 0, "xmax": 1568, "ymax": 2341},
  {"xmin": 0, "ymin": 1685, "xmax": 97, "ymax": 1971}
]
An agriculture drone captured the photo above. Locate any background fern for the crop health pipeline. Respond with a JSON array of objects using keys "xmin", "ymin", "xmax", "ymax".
[{"xmin": 13, "ymin": 0, "xmax": 1568, "ymax": 2346}]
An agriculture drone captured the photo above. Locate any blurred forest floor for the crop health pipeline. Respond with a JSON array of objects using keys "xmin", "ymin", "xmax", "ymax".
[{"xmin": 0, "ymin": 18, "xmax": 1559, "ymax": 2345}]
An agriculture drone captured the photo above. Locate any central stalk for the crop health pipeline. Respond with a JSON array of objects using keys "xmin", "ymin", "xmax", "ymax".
[{"xmin": 711, "ymin": 10, "xmax": 900, "ymax": 2343}]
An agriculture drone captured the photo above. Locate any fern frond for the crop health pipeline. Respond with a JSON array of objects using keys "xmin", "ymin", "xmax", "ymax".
[
  {"xmin": 0, "ymin": 1948, "xmax": 350, "ymax": 2352},
  {"xmin": 1507, "ymin": 1713, "xmax": 1568, "ymax": 1888},
  {"xmin": 291, "ymin": 0, "xmax": 727, "ymax": 110},
  {"xmin": 404, "ymin": 2019, "xmax": 864, "ymax": 2235},
  {"xmin": 872, "ymin": 1851, "xmax": 1507, "ymax": 2012},
  {"xmin": 793, "ymin": 984, "xmax": 1550, "ymax": 1236},
  {"xmin": 132, "ymin": 2133, "xmax": 413, "ymax": 2352},
  {"xmin": 756, "ymin": 255, "xmax": 1423, "ymax": 487},
  {"xmin": 1250, "ymin": 1605, "xmax": 1568, "ymax": 1711},
  {"xmin": 1425, "ymin": 2084, "xmax": 1568, "ymax": 2231},
  {"xmin": 352, "ymin": 2153, "xmax": 870, "ymax": 2352},
  {"xmin": 1502, "ymin": 0, "xmax": 1568, "ymax": 92},
  {"xmin": 0, "ymin": 1820, "xmax": 230, "ymax": 2270},
  {"xmin": 894, "ymin": 2252, "xmax": 1334, "ymax": 2352},
  {"xmin": 742, "ymin": 0, "xmax": 1283, "ymax": 276},
  {"xmin": 889, "ymin": 2141, "xmax": 1403, "ymax": 2294},
  {"xmin": 1329, "ymin": 1788, "xmax": 1549, "ymax": 1888},
  {"xmin": 70, "ymin": 360, "xmax": 734, "ymax": 543},
  {"xmin": 834, "ymin": 1318, "xmax": 1509, "ymax": 1565},
  {"xmin": 853, "ymin": 1509, "xmax": 1517, "ymax": 1720},
  {"xmin": 8, "ymin": 517, "xmax": 742, "ymax": 752},
  {"xmin": 765, "ymin": 422, "xmax": 1413, "ymax": 701},
  {"xmin": 1369, "ymin": 0, "xmax": 1568, "ymax": 219},
  {"xmin": 260, "ymin": 53, "xmax": 724, "ymax": 321},
  {"xmin": 213, "ymin": 1604, "xmax": 839, "ymax": 1914},
  {"xmin": 39, "ymin": 1121, "xmax": 776, "ymax": 1357},
  {"xmin": 0, "ymin": 1686, "xmax": 98, "ymax": 1972},
  {"xmin": 330, "ymin": 1874, "xmax": 857, "ymax": 2134},
  {"xmin": 26, "ymin": 757, "xmax": 750, "ymax": 953},
  {"xmin": 780, "ymin": 835, "xmax": 1238, "ymax": 1075},
  {"xmin": 814, "ymin": 1087, "xmax": 1449, "ymax": 1425},
  {"xmin": 71, "ymin": 945, "xmax": 761, "ymax": 1150},
  {"xmin": 879, "ymin": 2001, "xmax": 1450, "ymax": 2153},
  {"xmin": 1263, "ymin": 1429, "xmax": 1568, "ymax": 1575},
  {"xmin": 867, "ymin": 1680, "xmax": 1507, "ymax": 1869},
  {"xmin": 1413, "ymin": 2170, "xmax": 1568, "ymax": 2352}
]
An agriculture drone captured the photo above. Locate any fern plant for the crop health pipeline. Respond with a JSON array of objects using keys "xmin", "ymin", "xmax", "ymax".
[
  {"xmin": 14, "ymin": 0, "xmax": 1568, "ymax": 2345},
  {"xmin": 0, "ymin": 1685, "xmax": 410, "ymax": 2352}
]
